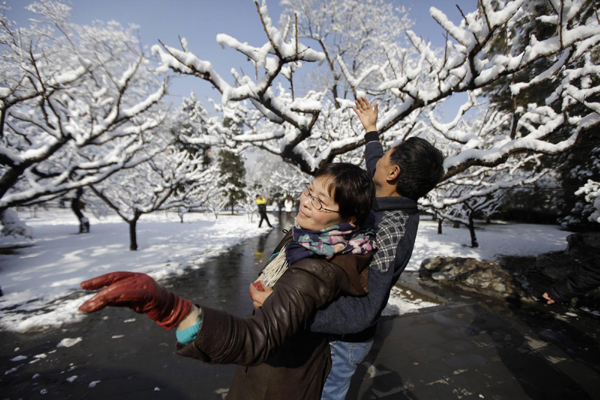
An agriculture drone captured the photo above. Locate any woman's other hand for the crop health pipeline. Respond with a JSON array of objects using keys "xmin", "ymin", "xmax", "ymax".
[{"xmin": 249, "ymin": 280, "xmax": 274, "ymax": 308}]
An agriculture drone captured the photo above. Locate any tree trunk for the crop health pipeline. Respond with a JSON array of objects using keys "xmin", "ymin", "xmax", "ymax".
[
  {"xmin": 438, "ymin": 219, "xmax": 443, "ymax": 235},
  {"xmin": 128, "ymin": 212, "xmax": 141, "ymax": 251},
  {"xmin": 231, "ymin": 202, "xmax": 234, "ymax": 215},
  {"xmin": 468, "ymin": 213, "xmax": 479, "ymax": 248}
]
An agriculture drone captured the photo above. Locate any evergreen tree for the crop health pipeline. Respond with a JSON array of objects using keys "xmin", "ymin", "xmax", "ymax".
[
  {"xmin": 217, "ymin": 149, "xmax": 246, "ymax": 214},
  {"xmin": 480, "ymin": 0, "xmax": 600, "ymax": 229},
  {"xmin": 174, "ymin": 92, "xmax": 212, "ymax": 168}
]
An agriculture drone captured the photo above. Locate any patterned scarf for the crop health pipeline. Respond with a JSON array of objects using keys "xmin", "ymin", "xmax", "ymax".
[{"xmin": 260, "ymin": 222, "xmax": 377, "ymax": 288}]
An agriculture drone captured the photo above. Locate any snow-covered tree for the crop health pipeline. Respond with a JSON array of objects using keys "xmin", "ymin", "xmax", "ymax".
[
  {"xmin": 205, "ymin": 190, "xmax": 230, "ymax": 220},
  {"xmin": 217, "ymin": 149, "xmax": 246, "ymax": 214},
  {"xmin": 0, "ymin": 209, "xmax": 32, "ymax": 239},
  {"xmin": 153, "ymin": 0, "xmax": 599, "ymax": 179},
  {"xmin": 269, "ymin": 164, "xmax": 310, "ymax": 200},
  {"xmin": 423, "ymin": 145, "xmax": 547, "ymax": 247},
  {"xmin": 0, "ymin": 1, "xmax": 167, "ymax": 213},
  {"xmin": 576, "ymin": 180, "xmax": 600, "ymax": 224},
  {"xmin": 558, "ymin": 144, "xmax": 600, "ymax": 229},
  {"xmin": 91, "ymin": 142, "xmax": 220, "ymax": 250},
  {"xmin": 173, "ymin": 92, "xmax": 213, "ymax": 168},
  {"xmin": 246, "ymin": 150, "xmax": 303, "ymax": 199}
]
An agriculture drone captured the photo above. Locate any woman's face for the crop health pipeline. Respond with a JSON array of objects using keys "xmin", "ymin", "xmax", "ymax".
[{"xmin": 296, "ymin": 176, "xmax": 346, "ymax": 231}]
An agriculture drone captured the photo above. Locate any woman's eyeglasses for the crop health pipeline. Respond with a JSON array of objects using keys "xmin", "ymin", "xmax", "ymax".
[{"xmin": 303, "ymin": 184, "xmax": 339, "ymax": 213}]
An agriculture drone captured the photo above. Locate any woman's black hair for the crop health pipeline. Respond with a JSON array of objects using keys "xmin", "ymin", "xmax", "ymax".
[{"xmin": 314, "ymin": 163, "xmax": 374, "ymax": 227}]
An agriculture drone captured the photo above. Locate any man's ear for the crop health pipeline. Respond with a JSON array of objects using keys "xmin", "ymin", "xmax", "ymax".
[{"xmin": 386, "ymin": 165, "xmax": 400, "ymax": 182}]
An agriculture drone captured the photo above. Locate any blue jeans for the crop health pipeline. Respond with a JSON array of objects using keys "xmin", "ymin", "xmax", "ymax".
[{"xmin": 321, "ymin": 339, "xmax": 374, "ymax": 400}]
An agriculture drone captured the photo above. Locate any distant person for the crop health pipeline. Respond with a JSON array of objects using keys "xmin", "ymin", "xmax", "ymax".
[
  {"xmin": 71, "ymin": 188, "xmax": 89, "ymax": 233},
  {"xmin": 284, "ymin": 196, "xmax": 293, "ymax": 216},
  {"xmin": 543, "ymin": 234, "xmax": 600, "ymax": 305},
  {"xmin": 255, "ymin": 194, "xmax": 272, "ymax": 228},
  {"xmin": 79, "ymin": 163, "xmax": 377, "ymax": 400}
]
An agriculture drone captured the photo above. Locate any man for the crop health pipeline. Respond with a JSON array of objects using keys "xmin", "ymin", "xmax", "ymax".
[
  {"xmin": 312, "ymin": 98, "xmax": 445, "ymax": 399},
  {"xmin": 250, "ymin": 98, "xmax": 444, "ymax": 399},
  {"xmin": 71, "ymin": 188, "xmax": 90, "ymax": 233},
  {"xmin": 256, "ymin": 194, "xmax": 272, "ymax": 228}
]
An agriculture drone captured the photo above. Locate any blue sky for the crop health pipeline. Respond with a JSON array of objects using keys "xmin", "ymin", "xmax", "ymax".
[{"xmin": 7, "ymin": 0, "xmax": 476, "ymax": 115}]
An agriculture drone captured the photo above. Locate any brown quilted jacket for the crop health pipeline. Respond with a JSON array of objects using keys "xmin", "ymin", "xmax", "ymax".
[{"xmin": 176, "ymin": 232, "xmax": 372, "ymax": 399}]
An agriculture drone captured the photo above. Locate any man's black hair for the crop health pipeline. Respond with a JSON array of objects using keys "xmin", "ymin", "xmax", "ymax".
[
  {"xmin": 314, "ymin": 163, "xmax": 375, "ymax": 227},
  {"xmin": 389, "ymin": 137, "xmax": 445, "ymax": 201}
]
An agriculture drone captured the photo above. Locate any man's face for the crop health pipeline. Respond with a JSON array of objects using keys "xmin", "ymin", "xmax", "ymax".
[{"xmin": 373, "ymin": 146, "xmax": 397, "ymax": 189}]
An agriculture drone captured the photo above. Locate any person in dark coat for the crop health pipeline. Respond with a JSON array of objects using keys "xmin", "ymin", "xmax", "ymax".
[
  {"xmin": 71, "ymin": 188, "xmax": 90, "ymax": 233},
  {"xmin": 255, "ymin": 194, "xmax": 272, "ymax": 228},
  {"xmin": 543, "ymin": 233, "xmax": 600, "ymax": 304},
  {"xmin": 78, "ymin": 163, "xmax": 377, "ymax": 400}
]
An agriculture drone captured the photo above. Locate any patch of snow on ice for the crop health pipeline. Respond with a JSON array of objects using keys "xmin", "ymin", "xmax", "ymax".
[
  {"xmin": 382, "ymin": 286, "xmax": 440, "ymax": 317},
  {"xmin": 57, "ymin": 337, "xmax": 82, "ymax": 348}
]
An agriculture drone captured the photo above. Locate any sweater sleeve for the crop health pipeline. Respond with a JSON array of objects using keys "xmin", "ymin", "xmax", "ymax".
[
  {"xmin": 175, "ymin": 259, "xmax": 346, "ymax": 366},
  {"xmin": 309, "ymin": 265, "xmax": 394, "ymax": 335},
  {"xmin": 310, "ymin": 210, "xmax": 415, "ymax": 335},
  {"xmin": 364, "ymin": 131, "xmax": 383, "ymax": 178}
]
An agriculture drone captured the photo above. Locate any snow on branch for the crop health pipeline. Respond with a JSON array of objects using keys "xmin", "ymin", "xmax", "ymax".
[
  {"xmin": 576, "ymin": 180, "xmax": 600, "ymax": 224},
  {"xmin": 0, "ymin": 1, "xmax": 168, "ymax": 210}
]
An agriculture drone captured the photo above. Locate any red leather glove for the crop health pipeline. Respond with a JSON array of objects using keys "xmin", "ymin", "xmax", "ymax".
[{"xmin": 79, "ymin": 272, "xmax": 192, "ymax": 330}]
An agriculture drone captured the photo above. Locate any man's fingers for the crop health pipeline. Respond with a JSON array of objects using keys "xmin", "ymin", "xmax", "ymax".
[{"xmin": 80, "ymin": 271, "xmax": 137, "ymax": 290}]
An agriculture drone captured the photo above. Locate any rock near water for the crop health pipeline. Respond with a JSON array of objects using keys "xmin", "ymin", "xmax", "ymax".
[{"xmin": 419, "ymin": 257, "xmax": 523, "ymax": 300}]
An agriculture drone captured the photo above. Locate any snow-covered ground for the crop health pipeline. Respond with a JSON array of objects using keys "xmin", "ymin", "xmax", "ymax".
[{"xmin": 0, "ymin": 209, "xmax": 571, "ymax": 333}]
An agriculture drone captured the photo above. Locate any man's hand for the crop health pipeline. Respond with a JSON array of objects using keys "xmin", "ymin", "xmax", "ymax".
[
  {"xmin": 249, "ymin": 280, "xmax": 274, "ymax": 308},
  {"xmin": 542, "ymin": 292, "xmax": 555, "ymax": 305},
  {"xmin": 353, "ymin": 98, "xmax": 378, "ymax": 132},
  {"xmin": 79, "ymin": 272, "xmax": 192, "ymax": 330}
]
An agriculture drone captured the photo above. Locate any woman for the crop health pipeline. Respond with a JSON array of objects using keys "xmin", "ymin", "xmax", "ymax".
[{"xmin": 79, "ymin": 162, "xmax": 376, "ymax": 400}]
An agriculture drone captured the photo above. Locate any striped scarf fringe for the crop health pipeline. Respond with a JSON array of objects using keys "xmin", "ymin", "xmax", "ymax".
[{"xmin": 260, "ymin": 247, "xmax": 289, "ymax": 288}]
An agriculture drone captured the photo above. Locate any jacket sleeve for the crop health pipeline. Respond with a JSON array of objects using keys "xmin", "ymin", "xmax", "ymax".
[{"xmin": 175, "ymin": 259, "xmax": 348, "ymax": 366}]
